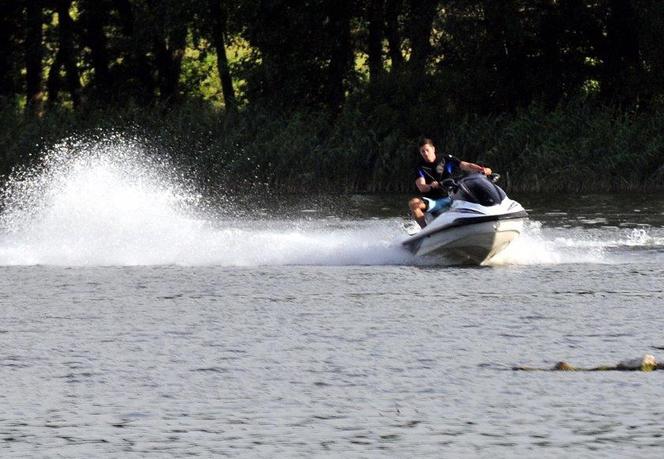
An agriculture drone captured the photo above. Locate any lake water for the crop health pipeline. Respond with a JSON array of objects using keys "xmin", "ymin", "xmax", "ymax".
[{"xmin": 1, "ymin": 140, "xmax": 663, "ymax": 456}]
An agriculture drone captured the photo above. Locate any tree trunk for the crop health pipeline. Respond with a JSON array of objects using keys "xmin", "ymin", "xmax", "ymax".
[
  {"xmin": 385, "ymin": 0, "xmax": 403, "ymax": 74},
  {"xmin": 368, "ymin": 0, "xmax": 385, "ymax": 85},
  {"xmin": 539, "ymin": 0, "xmax": 563, "ymax": 108},
  {"xmin": 0, "ymin": 0, "xmax": 18, "ymax": 102},
  {"xmin": 326, "ymin": 0, "xmax": 352, "ymax": 113},
  {"xmin": 482, "ymin": 0, "xmax": 528, "ymax": 111},
  {"xmin": 154, "ymin": 30, "xmax": 186, "ymax": 104},
  {"xmin": 46, "ymin": 50, "xmax": 64, "ymax": 109},
  {"xmin": 114, "ymin": 0, "xmax": 155, "ymax": 105},
  {"xmin": 55, "ymin": 0, "xmax": 82, "ymax": 108},
  {"xmin": 113, "ymin": 0, "xmax": 135, "ymax": 40},
  {"xmin": 80, "ymin": 0, "xmax": 111, "ymax": 101},
  {"xmin": 208, "ymin": 0, "xmax": 237, "ymax": 114},
  {"xmin": 25, "ymin": 0, "xmax": 44, "ymax": 116},
  {"xmin": 405, "ymin": 0, "xmax": 438, "ymax": 76},
  {"xmin": 602, "ymin": 0, "xmax": 640, "ymax": 106}
]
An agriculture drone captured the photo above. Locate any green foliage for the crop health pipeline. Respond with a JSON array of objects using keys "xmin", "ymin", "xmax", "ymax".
[
  {"xmin": 2, "ymin": 101, "xmax": 663, "ymax": 193},
  {"xmin": 2, "ymin": 1, "xmax": 664, "ymax": 193},
  {"xmin": 179, "ymin": 36, "xmax": 223, "ymax": 105}
]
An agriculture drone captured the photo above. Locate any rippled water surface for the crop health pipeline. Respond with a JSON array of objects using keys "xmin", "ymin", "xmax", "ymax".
[{"xmin": 1, "ymin": 139, "xmax": 663, "ymax": 456}]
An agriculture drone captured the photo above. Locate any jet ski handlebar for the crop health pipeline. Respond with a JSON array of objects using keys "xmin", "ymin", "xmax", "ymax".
[
  {"xmin": 440, "ymin": 178, "xmax": 458, "ymax": 193},
  {"xmin": 438, "ymin": 172, "xmax": 501, "ymax": 193}
]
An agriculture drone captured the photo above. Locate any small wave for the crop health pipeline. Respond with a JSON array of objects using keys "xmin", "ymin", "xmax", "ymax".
[
  {"xmin": 489, "ymin": 221, "xmax": 607, "ymax": 265},
  {"xmin": 490, "ymin": 222, "xmax": 664, "ymax": 266}
]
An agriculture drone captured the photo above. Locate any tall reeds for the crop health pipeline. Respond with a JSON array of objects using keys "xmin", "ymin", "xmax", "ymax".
[{"xmin": 1, "ymin": 102, "xmax": 662, "ymax": 194}]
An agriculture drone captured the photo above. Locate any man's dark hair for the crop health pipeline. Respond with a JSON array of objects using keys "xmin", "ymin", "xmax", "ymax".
[{"xmin": 418, "ymin": 137, "xmax": 434, "ymax": 148}]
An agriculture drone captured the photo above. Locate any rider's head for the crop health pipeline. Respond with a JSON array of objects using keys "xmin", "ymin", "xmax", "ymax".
[{"xmin": 418, "ymin": 137, "xmax": 436, "ymax": 163}]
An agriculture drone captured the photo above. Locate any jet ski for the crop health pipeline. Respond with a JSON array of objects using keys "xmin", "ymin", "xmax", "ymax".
[{"xmin": 402, "ymin": 173, "xmax": 528, "ymax": 264}]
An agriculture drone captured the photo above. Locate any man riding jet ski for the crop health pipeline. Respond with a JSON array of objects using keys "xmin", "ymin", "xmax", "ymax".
[
  {"xmin": 403, "ymin": 138, "xmax": 527, "ymax": 264},
  {"xmin": 408, "ymin": 137, "xmax": 492, "ymax": 229}
]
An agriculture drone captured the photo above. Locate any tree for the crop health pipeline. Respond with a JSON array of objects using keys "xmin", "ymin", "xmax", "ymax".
[
  {"xmin": 208, "ymin": 0, "xmax": 237, "ymax": 114},
  {"xmin": 149, "ymin": 0, "xmax": 188, "ymax": 103},
  {"xmin": 481, "ymin": 0, "xmax": 529, "ymax": 111},
  {"xmin": 405, "ymin": 0, "xmax": 438, "ymax": 77},
  {"xmin": 325, "ymin": 0, "xmax": 353, "ymax": 113},
  {"xmin": 602, "ymin": 0, "xmax": 641, "ymax": 107},
  {"xmin": 384, "ymin": 0, "xmax": 404, "ymax": 74},
  {"xmin": 112, "ymin": 0, "xmax": 156, "ymax": 105},
  {"xmin": 241, "ymin": 0, "xmax": 356, "ymax": 111},
  {"xmin": 47, "ymin": 0, "xmax": 82, "ymax": 108},
  {"xmin": 0, "ymin": 0, "xmax": 661, "ymax": 117},
  {"xmin": 537, "ymin": 0, "xmax": 563, "ymax": 108},
  {"xmin": 367, "ymin": 0, "xmax": 385, "ymax": 85},
  {"xmin": 78, "ymin": 0, "xmax": 112, "ymax": 102},
  {"xmin": 634, "ymin": 0, "xmax": 664, "ymax": 107},
  {"xmin": 0, "ymin": 0, "xmax": 20, "ymax": 104},
  {"xmin": 25, "ymin": 0, "xmax": 45, "ymax": 115}
]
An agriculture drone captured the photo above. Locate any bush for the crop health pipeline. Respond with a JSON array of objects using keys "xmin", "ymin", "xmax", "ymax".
[{"xmin": 1, "ymin": 101, "xmax": 663, "ymax": 194}]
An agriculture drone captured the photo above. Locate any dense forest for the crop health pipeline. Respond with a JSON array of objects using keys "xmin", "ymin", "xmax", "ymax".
[{"xmin": 1, "ymin": 0, "xmax": 663, "ymax": 192}]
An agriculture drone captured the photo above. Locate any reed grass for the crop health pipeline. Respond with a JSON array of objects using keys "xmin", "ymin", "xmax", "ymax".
[{"xmin": 1, "ymin": 101, "xmax": 663, "ymax": 194}]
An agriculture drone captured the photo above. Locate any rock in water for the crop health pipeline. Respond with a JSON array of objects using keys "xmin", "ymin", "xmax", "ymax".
[
  {"xmin": 616, "ymin": 354, "xmax": 657, "ymax": 371},
  {"xmin": 512, "ymin": 354, "xmax": 661, "ymax": 372},
  {"xmin": 552, "ymin": 361, "xmax": 576, "ymax": 371}
]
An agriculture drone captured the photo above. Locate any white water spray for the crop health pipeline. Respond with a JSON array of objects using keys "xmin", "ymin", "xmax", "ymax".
[
  {"xmin": 0, "ymin": 136, "xmax": 413, "ymax": 266},
  {"xmin": 1, "ymin": 136, "xmax": 659, "ymax": 267},
  {"xmin": 489, "ymin": 221, "xmax": 664, "ymax": 266},
  {"xmin": 488, "ymin": 220, "xmax": 607, "ymax": 265}
]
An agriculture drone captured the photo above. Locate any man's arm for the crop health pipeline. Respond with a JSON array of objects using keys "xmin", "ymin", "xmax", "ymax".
[
  {"xmin": 415, "ymin": 176, "xmax": 439, "ymax": 193},
  {"xmin": 460, "ymin": 161, "xmax": 492, "ymax": 175}
]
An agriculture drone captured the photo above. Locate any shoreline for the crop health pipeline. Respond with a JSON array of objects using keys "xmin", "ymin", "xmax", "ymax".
[{"xmin": 1, "ymin": 104, "xmax": 663, "ymax": 194}]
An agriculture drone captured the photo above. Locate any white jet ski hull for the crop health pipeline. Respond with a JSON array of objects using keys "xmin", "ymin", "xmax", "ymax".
[
  {"xmin": 402, "ymin": 173, "xmax": 528, "ymax": 265},
  {"xmin": 405, "ymin": 217, "xmax": 524, "ymax": 264}
]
